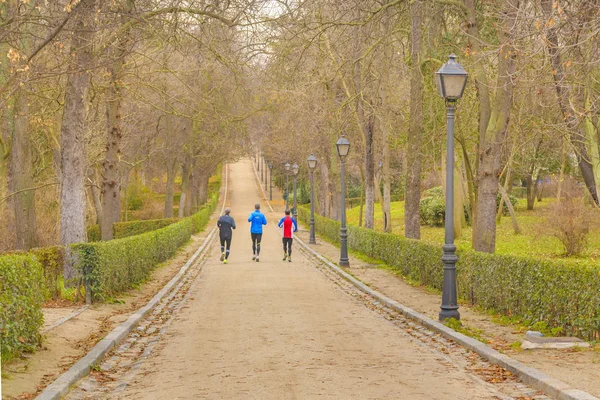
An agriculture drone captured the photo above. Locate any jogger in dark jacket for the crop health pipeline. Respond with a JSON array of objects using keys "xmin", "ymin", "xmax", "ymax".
[{"xmin": 217, "ymin": 208, "xmax": 236, "ymax": 263}]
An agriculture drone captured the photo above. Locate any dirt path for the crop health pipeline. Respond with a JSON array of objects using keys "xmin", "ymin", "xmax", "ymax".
[
  {"xmin": 62, "ymin": 160, "xmax": 554, "ymax": 400},
  {"xmin": 292, "ymin": 214, "xmax": 600, "ymax": 397},
  {"xmin": 1, "ymin": 174, "xmax": 226, "ymax": 400}
]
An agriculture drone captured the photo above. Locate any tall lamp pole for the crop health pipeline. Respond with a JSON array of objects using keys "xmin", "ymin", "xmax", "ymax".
[
  {"xmin": 435, "ymin": 54, "xmax": 468, "ymax": 322},
  {"xmin": 307, "ymin": 154, "xmax": 317, "ymax": 244},
  {"xmin": 284, "ymin": 162, "xmax": 291, "ymax": 209},
  {"xmin": 336, "ymin": 136, "xmax": 350, "ymax": 267},
  {"xmin": 292, "ymin": 163, "xmax": 299, "ymax": 221},
  {"xmin": 268, "ymin": 163, "xmax": 273, "ymax": 201}
]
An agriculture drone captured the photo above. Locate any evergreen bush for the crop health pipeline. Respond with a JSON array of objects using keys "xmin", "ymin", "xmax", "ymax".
[
  {"xmin": 298, "ymin": 206, "xmax": 600, "ymax": 340},
  {"xmin": 0, "ymin": 254, "xmax": 46, "ymax": 361}
]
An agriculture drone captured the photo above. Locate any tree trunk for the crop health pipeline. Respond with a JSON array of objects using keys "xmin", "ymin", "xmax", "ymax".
[
  {"xmin": 557, "ymin": 140, "xmax": 567, "ymax": 203},
  {"xmin": 464, "ymin": 0, "xmax": 492, "ymax": 229},
  {"xmin": 541, "ymin": 0, "xmax": 599, "ymax": 206},
  {"xmin": 358, "ymin": 168, "xmax": 364, "ymax": 227},
  {"xmin": 88, "ymin": 169, "xmax": 102, "ymax": 226},
  {"xmin": 197, "ymin": 168, "xmax": 210, "ymax": 205},
  {"xmin": 190, "ymin": 162, "xmax": 201, "ymax": 214},
  {"xmin": 382, "ymin": 132, "xmax": 392, "ymax": 233},
  {"xmin": 526, "ymin": 174, "xmax": 535, "ymax": 210},
  {"xmin": 9, "ymin": 91, "xmax": 38, "ymax": 249},
  {"xmin": 318, "ymin": 149, "xmax": 332, "ymax": 218},
  {"xmin": 405, "ymin": 0, "xmax": 424, "ymax": 239},
  {"xmin": 363, "ymin": 113, "xmax": 375, "ymax": 229},
  {"xmin": 61, "ymin": 0, "xmax": 95, "ymax": 281},
  {"xmin": 472, "ymin": 0, "xmax": 519, "ymax": 253},
  {"xmin": 498, "ymin": 184, "xmax": 521, "ymax": 234},
  {"xmin": 100, "ymin": 1, "xmax": 132, "ymax": 240},
  {"xmin": 164, "ymin": 158, "xmax": 177, "ymax": 218},
  {"xmin": 179, "ymin": 157, "xmax": 192, "ymax": 217}
]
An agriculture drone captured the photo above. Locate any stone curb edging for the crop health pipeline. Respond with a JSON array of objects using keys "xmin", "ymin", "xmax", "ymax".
[
  {"xmin": 249, "ymin": 161, "xmax": 597, "ymax": 400},
  {"xmin": 251, "ymin": 160, "xmax": 274, "ymax": 212},
  {"xmin": 35, "ymin": 165, "xmax": 228, "ymax": 400},
  {"xmin": 42, "ymin": 306, "xmax": 90, "ymax": 335},
  {"xmin": 294, "ymin": 236, "xmax": 599, "ymax": 400}
]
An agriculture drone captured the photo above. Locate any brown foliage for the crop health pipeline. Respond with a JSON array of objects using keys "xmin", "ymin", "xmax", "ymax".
[{"xmin": 547, "ymin": 198, "xmax": 591, "ymax": 256}]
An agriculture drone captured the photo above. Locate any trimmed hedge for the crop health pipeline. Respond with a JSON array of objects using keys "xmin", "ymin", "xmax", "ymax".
[
  {"xmin": 74, "ymin": 193, "xmax": 218, "ymax": 302},
  {"xmin": 298, "ymin": 206, "xmax": 600, "ymax": 340},
  {"xmin": 87, "ymin": 218, "xmax": 180, "ymax": 242},
  {"xmin": 6, "ymin": 246, "xmax": 65, "ymax": 301},
  {"xmin": 0, "ymin": 254, "xmax": 46, "ymax": 361}
]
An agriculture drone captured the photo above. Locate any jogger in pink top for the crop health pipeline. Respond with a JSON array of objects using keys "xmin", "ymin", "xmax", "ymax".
[{"xmin": 278, "ymin": 209, "xmax": 298, "ymax": 262}]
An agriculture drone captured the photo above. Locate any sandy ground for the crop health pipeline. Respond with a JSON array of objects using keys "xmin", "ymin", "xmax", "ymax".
[
  {"xmin": 103, "ymin": 160, "xmax": 507, "ymax": 400},
  {"xmin": 288, "ymin": 197, "xmax": 600, "ymax": 396},
  {"xmin": 1, "ymin": 177, "xmax": 226, "ymax": 400}
]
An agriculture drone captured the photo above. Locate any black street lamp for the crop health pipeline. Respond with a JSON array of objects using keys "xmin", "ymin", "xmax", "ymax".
[
  {"xmin": 292, "ymin": 163, "xmax": 299, "ymax": 221},
  {"xmin": 268, "ymin": 162, "xmax": 273, "ymax": 201},
  {"xmin": 284, "ymin": 162, "xmax": 291, "ymax": 209},
  {"xmin": 307, "ymin": 154, "xmax": 317, "ymax": 244},
  {"xmin": 336, "ymin": 136, "xmax": 351, "ymax": 267},
  {"xmin": 435, "ymin": 54, "xmax": 468, "ymax": 322}
]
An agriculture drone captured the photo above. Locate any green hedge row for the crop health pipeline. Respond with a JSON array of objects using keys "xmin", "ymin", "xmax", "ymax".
[
  {"xmin": 87, "ymin": 218, "xmax": 181, "ymax": 242},
  {"xmin": 5, "ymin": 246, "xmax": 65, "ymax": 301},
  {"xmin": 0, "ymin": 254, "xmax": 46, "ymax": 361},
  {"xmin": 298, "ymin": 207, "xmax": 600, "ymax": 340},
  {"xmin": 74, "ymin": 192, "xmax": 218, "ymax": 302}
]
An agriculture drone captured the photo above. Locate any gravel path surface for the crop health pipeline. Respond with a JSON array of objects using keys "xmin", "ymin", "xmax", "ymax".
[{"xmin": 66, "ymin": 160, "xmax": 547, "ymax": 399}]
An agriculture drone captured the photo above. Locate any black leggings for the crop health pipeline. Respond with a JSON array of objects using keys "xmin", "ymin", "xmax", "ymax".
[
  {"xmin": 283, "ymin": 237, "xmax": 293, "ymax": 256},
  {"xmin": 251, "ymin": 233, "xmax": 262, "ymax": 255},
  {"xmin": 220, "ymin": 236, "xmax": 231, "ymax": 259}
]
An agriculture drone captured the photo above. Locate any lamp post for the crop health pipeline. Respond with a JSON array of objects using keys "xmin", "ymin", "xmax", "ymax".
[
  {"xmin": 284, "ymin": 162, "xmax": 291, "ymax": 209},
  {"xmin": 307, "ymin": 154, "xmax": 317, "ymax": 244},
  {"xmin": 336, "ymin": 136, "xmax": 350, "ymax": 267},
  {"xmin": 292, "ymin": 163, "xmax": 299, "ymax": 221},
  {"xmin": 268, "ymin": 162, "xmax": 273, "ymax": 201},
  {"xmin": 435, "ymin": 54, "xmax": 468, "ymax": 322}
]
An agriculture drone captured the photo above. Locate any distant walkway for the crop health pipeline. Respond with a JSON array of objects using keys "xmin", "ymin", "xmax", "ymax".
[{"xmin": 69, "ymin": 160, "xmax": 532, "ymax": 399}]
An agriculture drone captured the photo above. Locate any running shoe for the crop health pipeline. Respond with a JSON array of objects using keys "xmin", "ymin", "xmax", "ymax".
[
  {"xmin": 283, "ymin": 254, "xmax": 287, "ymax": 261},
  {"xmin": 288, "ymin": 257, "xmax": 292, "ymax": 263},
  {"xmin": 252, "ymin": 255, "xmax": 256, "ymax": 261},
  {"xmin": 255, "ymin": 256, "xmax": 260, "ymax": 262},
  {"xmin": 220, "ymin": 252, "xmax": 225, "ymax": 262}
]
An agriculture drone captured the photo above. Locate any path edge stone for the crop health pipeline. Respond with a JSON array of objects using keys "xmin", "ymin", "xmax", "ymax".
[
  {"xmin": 35, "ymin": 165, "xmax": 228, "ymax": 400},
  {"xmin": 294, "ymin": 236, "xmax": 599, "ymax": 400}
]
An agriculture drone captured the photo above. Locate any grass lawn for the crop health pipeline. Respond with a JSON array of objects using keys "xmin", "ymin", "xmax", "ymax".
[{"xmin": 347, "ymin": 198, "xmax": 600, "ymax": 263}]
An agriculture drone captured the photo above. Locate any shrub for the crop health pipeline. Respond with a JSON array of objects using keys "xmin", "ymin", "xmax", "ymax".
[
  {"xmin": 423, "ymin": 186, "xmax": 444, "ymax": 198},
  {"xmin": 29, "ymin": 246, "xmax": 65, "ymax": 300},
  {"xmin": 298, "ymin": 206, "xmax": 600, "ymax": 341},
  {"xmin": 88, "ymin": 218, "xmax": 184, "ymax": 242},
  {"xmin": 419, "ymin": 186, "xmax": 518, "ymax": 227},
  {"xmin": 74, "ymin": 193, "xmax": 217, "ymax": 302},
  {"xmin": 0, "ymin": 254, "xmax": 46, "ymax": 361},
  {"xmin": 419, "ymin": 196, "xmax": 446, "ymax": 227},
  {"xmin": 5, "ymin": 246, "xmax": 65, "ymax": 301},
  {"xmin": 547, "ymin": 199, "xmax": 590, "ymax": 256}
]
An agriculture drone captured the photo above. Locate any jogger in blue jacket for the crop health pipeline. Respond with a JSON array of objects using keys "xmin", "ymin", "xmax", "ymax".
[{"xmin": 248, "ymin": 203, "xmax": 267, "ymax": 262}]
